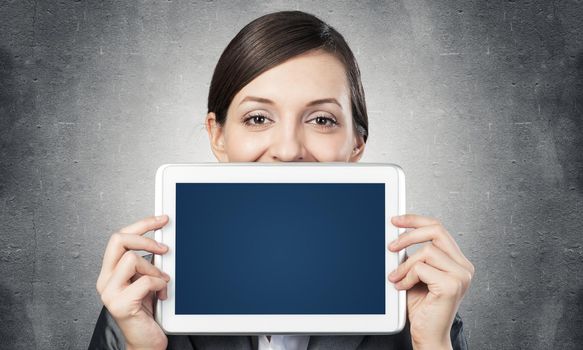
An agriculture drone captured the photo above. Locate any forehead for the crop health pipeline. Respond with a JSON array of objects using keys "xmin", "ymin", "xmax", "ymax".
[{"xmin": 229, "ymin": 50, "xmax": 350, "ymax": 110}]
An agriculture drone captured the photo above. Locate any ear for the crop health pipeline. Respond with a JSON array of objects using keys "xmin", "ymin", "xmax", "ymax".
[
  {"xmin": 205, "ymin": 112, "xmax": 229, "ymax": 162},
  {"xmin": 348, "ymin": 133, "xmax": 366, "ymax": 162}
]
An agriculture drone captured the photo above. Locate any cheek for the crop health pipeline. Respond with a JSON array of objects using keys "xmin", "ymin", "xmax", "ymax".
[
  {"xmin": 224, "ymin": 130, "xmax": 269, "ymax": 161},
  {"xmin": 305, "ymin": 132, "xmax": 353, "ymax": 161}
]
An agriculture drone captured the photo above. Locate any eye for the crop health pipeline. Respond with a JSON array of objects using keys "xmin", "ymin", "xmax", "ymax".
[
  {"xmin": 242, "ymin": 113, "xmax": 273, "ymax": 127},
  {"xmin": 307, "ymin": 115, "xmax": 339, "ymax": 129},
  {"xmin": 241, "ymin": 113, "xmax": 339, "ymax": 129}
]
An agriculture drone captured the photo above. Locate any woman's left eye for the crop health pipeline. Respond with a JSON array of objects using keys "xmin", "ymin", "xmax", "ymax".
[{"xmin": 308, "ymin": 115, "xmax": 339, "ymax": 128}]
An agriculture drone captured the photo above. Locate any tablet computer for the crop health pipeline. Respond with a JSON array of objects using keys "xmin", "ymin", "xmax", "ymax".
[{"xmin": 154, "ymin": 162, "xmax": 406, "ymax": 335}]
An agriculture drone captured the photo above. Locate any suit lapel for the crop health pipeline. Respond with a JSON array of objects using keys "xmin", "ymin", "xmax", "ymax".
[{"xmin": 250, "ymin": 335, "xmax": 365, "ymax": 350}]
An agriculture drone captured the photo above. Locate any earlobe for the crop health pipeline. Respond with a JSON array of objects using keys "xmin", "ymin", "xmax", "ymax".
[
  {"xmin": 349, "ymin": 134, "xmax": 366, "ymax": 162},
  {"xmin": 205, "ymin": 112, "xmax": 228, "ymax": 162}
]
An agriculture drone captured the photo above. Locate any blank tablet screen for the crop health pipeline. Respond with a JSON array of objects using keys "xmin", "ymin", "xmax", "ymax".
[{"xmin": 175, "ymin": 183, "xmax": 386, "ymax": 315}]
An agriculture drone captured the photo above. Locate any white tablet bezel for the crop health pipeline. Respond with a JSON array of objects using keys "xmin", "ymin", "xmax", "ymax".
[{"xmin": 154, "ymin": 162, "xmax": 406, "ymax": 335}]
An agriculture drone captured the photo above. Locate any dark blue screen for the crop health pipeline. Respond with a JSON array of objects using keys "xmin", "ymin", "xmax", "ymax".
[{"xmin": 175, "ymin": 183, "xmax": 385, "ymax": 315}]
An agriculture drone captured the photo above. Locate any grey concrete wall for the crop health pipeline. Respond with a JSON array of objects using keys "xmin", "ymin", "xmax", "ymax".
[{"xmin": 1, "ymin": 1, "xmax": 581, "ymax": 349}]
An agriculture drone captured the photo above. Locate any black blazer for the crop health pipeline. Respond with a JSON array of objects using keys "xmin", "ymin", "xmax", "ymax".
[{"xmin": 88, "ymin": 305, "xmax": 468, "ymax": 349}]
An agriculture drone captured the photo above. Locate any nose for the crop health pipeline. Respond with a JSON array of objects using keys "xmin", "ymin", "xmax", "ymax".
[{"xmin": 268, "ymin": 120, "xmax": 306, "ymax": 162}]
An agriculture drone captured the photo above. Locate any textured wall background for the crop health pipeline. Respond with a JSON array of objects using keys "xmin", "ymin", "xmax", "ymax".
[{"xmin": 1, "ymin": 0, "xmax": 582, "ymax": 349}]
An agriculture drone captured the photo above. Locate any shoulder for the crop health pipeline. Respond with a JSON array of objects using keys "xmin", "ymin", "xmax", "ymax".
[
  {"xmin": 357, "ymin": 313, "xmax": 468, "ymax": 350},
  {"xmin": 88, "ymin": 304, "xmax": 196, "ymax": 350},
  {"xmin": 450, "ymin": 312, "xmax": 469, "ymax": 350},
  {"xmin": 88, "ymin": 305, "xmax": 125, "ymax": 350}
]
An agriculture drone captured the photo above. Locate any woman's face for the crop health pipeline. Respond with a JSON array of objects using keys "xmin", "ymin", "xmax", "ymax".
[{"xmin": 205, "ymin": 49, "xmax": 365, "ymax": 162}]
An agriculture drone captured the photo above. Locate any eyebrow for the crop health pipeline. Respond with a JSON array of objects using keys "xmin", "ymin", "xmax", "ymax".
[{"xmin": 239, "ymin": 96, "xmax": 343, "ymax": 108}]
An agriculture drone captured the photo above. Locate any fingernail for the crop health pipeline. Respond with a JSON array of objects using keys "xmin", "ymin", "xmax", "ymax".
[
  {"xmin": 388, "ymin": 272, "xmax": 396, "ymax": 282},
  {"xmin": 156, "ymin": 215, "xmax": 166, "ymax": 221},
  {"xmin": 389, "ymin": 269, "xmax": 397, "ymax": 278},
  {"xmin": 157, "ymin": 241, "xmax": 168, "ymax": 249},
  {"xmin": 162, "ymin": 272, "xmax": 171, "ymax": 281},
  {"xmin": 389, "ymin": 240, "xmax": 399, "ymax": 250}
]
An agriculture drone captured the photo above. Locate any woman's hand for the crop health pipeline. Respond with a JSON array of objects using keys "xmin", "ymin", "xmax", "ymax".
[
  {"xmin": 96, "ymin": 215, "xmax": 171, "ymax": 350},
  {"xmin": 388, "ymin": 214, "xmax": 474, "ymax": 350}
]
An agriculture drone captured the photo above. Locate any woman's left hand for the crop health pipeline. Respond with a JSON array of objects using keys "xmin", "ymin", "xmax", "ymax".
[{"xmin": 388, "ymin": 214, "xmax": 474, "ymax": 350}]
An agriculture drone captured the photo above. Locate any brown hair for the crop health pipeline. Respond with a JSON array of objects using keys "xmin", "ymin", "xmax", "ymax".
[{"xmin": 207, "ymin": 10, "xmax": 369, "ymax": 143}]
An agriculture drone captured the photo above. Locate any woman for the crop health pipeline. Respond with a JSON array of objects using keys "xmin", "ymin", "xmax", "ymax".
[{"xmin": 90, "ymin": 10, "xmax": 474, "ymax": 350}]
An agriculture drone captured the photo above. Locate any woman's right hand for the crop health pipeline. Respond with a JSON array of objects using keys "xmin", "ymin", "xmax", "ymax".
[{"xmin": 96, "ymin": 215, "xmax": 171, "ymax": 350}]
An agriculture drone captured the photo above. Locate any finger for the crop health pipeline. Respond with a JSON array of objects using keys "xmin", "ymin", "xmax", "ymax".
[
  {"xmin": 105, "ymin": 251, "xmax": 170, "ymax": 293},
  {"xmin": 98, "ymin": 214, "xmax": 169, "ymax": 282},
  {"xmin": 156, "ymin": 284, "xmax": 168, "ymax": 301},
  {"xmin": 388, "ymin": 223, "xmax": 460, "ymax": 256},
  {"xmin": 395, "ymin": 261, "xmax": 462, "ymax": 298},
  {"xmin": 97, "ymin": 234, "xmax": 169, "ymax": 292},
  {"xmin": 388, "ymin": 224, "xmax": 473, "ymax": 273},
  {"xmin": 105, "ymin": 275, "xmax": 168, "ymax": 319},
  {"xmin": 122, "ymin": 275, "xmax": 168, "ymax": 303},
  {"xmin": 389, "ymin": 244, "xmax": 471, "ymax": 288},
  {"xmin": 119, "ymin": 215, "xmax": 169, "ymax": 235},
  {"xmin": 102, "ymin": 233, "xmax": 168, "ymax": 272},
  {"xmin": 391, "ymin": 214, "xmax": 439, "ymax": 229}
]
